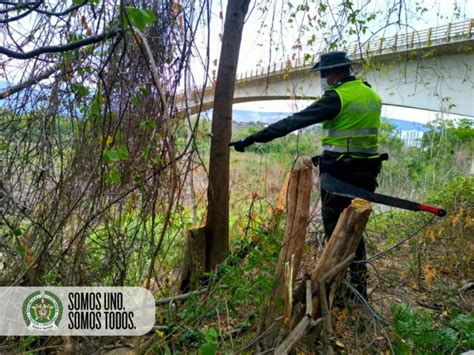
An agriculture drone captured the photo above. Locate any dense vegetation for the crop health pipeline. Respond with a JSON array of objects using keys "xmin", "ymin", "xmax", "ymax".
[
  {"xmin": 1, "ymin": 109, "xmax": 473, "ymax": 352},
  {"xmin": 0, "ymin": 0, "xmax": 473, "ymax": 352}
]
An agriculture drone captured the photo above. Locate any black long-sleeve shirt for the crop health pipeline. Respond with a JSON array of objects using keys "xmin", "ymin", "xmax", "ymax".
[{"xmin": 247, "ymin": 76, "xmax": 359, "ymax": 144}]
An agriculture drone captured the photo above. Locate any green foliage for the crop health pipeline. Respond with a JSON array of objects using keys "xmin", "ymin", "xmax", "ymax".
[
  {"xmin": 89, "ymin": 92, "xmax": 101, "ymax": 120},
  {"xmin": 426, "ymin": 175, "xmax": 474, "ymax": 208},
  {"xmin": 103, "ymin": 145, "xmax": 129, "ymax": 163},
  {"xmin": 125, "ymin": 7, "xmax": 157, "ymax": 31},
  {"xmin": 173, "ymin": 223, "xmax": 282, "ymax": 352},
  {"xmin": 391, "ymin": 304, "xmax": 474, "ymax": 353},
  {"xmin": 107, "ymin": 169, "xmax": 121, "ymax": 184},
  {"xmin": 200, "ymin": 327, "xmax": 218, "ymax": 355},
  {"xmin": 18, "ymin": 336, "xmax": 38, "ymax": 352},
  {"xmin": 421, "ymin": 118, "xmax": 474, "ymax": 152},
  {"xmin": 377, "ymin": 117, "xmax": 474, "ymax": 198},
  {"xmin": 71, "ymin": 83, "xmax": 90, "ymax": 100},
  {"xmin": 232, "ymin": 121, "xmax": 319, "ymax": 159}
]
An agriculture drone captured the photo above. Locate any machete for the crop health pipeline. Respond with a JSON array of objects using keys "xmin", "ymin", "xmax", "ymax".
[{"xmin": 321, "ymin": 173, "xmax": 446, "ymax": 217}]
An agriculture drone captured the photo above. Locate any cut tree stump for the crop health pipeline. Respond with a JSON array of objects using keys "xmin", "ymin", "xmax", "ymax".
[
  {"xmin": 259, "ymin": 198, "xmax": 373, "ymax": 353},
  {"xmin": 293, "ymin": 198, "xmax": 372, "ymax": 315},
  {"xmin": 258, "ymin": 163, "xmax": 313, "ymax": 338},
  {"xmin": 179, "ymin": 227, "xmax": 207, "ymax": 292}
]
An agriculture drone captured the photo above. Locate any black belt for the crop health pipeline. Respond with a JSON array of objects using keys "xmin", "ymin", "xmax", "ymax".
[{"xmin": 311, "ymin": 152, "xmax": 389, "ymax": 167}]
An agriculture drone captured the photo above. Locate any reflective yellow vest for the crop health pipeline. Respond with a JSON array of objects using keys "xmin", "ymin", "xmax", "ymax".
[{"xmin": 322, "ymin": 79, "xmax": 382, "ymax": 154}]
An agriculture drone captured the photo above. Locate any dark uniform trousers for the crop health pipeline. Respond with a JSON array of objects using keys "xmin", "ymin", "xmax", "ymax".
[{"xmin": 319, "ymin": 155, "xmax": 382, "ymax": 300}]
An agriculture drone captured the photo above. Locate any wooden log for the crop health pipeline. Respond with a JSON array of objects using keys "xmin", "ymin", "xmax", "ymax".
[
  {"xmin": 179, "ymin": 227, "xmax": 207, "ymax": 292},
  {"xmin": 258, "ymin": 164, "xmax": 313, "ymax": 333}
]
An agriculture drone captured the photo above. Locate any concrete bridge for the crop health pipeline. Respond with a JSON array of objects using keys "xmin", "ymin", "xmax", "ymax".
[{"xmin": 177, "ymin": 19, "xmax": 474, "ymax": 117}]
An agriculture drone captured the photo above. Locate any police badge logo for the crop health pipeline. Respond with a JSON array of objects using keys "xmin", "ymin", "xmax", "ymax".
[{"xmin": 22, "ymin": 290, "xmax": 63, "ymax": 331}]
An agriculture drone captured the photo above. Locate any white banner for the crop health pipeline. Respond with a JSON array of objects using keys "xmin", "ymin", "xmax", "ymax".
[{"xmin": 0, "ymin": 287, "xmax": 155, "ymax": 336}]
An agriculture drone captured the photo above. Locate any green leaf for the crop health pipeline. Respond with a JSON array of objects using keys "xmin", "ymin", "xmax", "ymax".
[
  {"xmin": 61, "ymin": 51, "xmax": 75, "ymax": 60},
  {"xmin": 204, "ymin": 328, "xmax": 218, "ymax": 344},
  {"xmin": 139, "ymin": 119, "xmax": 157, "ymax": 131},
  {"xmin": 103, "ymin": 146, "xmax": 128, "ymax": 163},
  {"xmin": 71, "ymin": 83, "xmax": 89, "ymax": 99},
  {"xmin": 68, "ymin": 33, "xmax": 85, "ymax": 42},
  {"xmin": 44, "ymin": 272, "xmax": 57, "ymax": 282},
  {"xmin": 126, "ymin": 7, "xmax": 156, "ymax": 31},
  {"xmin": 14, "ymin": 228, "xmax": 23, "ymax": 236},
  {"xmin": 142, "ymin": 146, "xmax": 151, "ymax": 160},
  {"xmin": 140, "ymin": 9, "xmax": 157, "ymax": 26},
  {"xmin": 107, "ymin": 170, "xmax": 121, "ymax": 184},
  {"xmin": 116, "ymin": 145, "xmax": 129, "ymax": 160},
  {"xmin": 103, "ymin": 148, "xmax": 119, "ymax": 163},
  {"xmin": 199, "ymin": 343, "xmax": 216, "ymax": 355},
  {"xmin": 131, "ymin": 96, "xmax": 140, "ymax": 107},
  {"xmin": 115, "ymin": 130, "xmax": 124, "ymax": 142}
]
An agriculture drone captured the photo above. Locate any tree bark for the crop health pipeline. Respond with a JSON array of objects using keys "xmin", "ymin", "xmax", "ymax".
[
  {"xmin": 205, "ymin": 0, "xmax": 251, "ymax": 271},
  {"xmin": 259, "ymin": 164, "xmax": 313, "ymax": 333},
  {"xmin": 292, "ymin": 198, "xmax": 372, "ymax": 313},
  {"xmin": 267, "ymin": 171, "xmax": 291, "ymax": 232},
  {"xmin": 180, "ymin": 227, "xmax": 207, "ymax": 292}
]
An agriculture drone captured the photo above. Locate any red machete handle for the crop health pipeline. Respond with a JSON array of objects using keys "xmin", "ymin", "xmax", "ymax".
[{"xmin": 418, "ymin": 203, "xmax": 447, "ymax": 217}]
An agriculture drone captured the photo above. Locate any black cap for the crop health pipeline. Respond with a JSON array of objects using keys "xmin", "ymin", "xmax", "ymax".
[{"xmin": 310, "ymin": 51, "xmax": 354, "ymax": 72}]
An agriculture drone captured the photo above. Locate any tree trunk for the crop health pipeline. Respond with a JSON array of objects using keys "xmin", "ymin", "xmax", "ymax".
[
  {"xmin": 259, "ymin": 164, "xmax": 313, "ymax": 335},
  {"xmin": 205, "ymin": 0, "xmax": 251, "ymax": 271},
  {"xmin": 180, "ymin": 227, "xmax": 207, "ymax": 292}
]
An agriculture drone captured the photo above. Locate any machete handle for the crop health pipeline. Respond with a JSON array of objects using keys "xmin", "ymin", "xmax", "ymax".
[{"xmin": 418, "ymin": 203, "xmax": 447, "ymax": 217}]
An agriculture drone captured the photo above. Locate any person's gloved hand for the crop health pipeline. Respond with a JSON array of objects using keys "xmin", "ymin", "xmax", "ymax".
[{"xmin": 229, "ymin": 137, "xmax": 254, "ymax": 152}]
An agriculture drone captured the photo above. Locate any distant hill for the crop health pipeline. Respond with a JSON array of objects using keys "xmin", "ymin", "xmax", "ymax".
[
  {"xmin": 232, "ymin": 109, "xmax": 428, "ymax": 132},
  {"xmin": 382, "ymin": 117, "xmax": 429, "ymax": 132}
]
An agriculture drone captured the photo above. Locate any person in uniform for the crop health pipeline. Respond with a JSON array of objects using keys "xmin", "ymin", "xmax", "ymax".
[{"xmin": 230, "ymin": 51, "xmax": 386, "ymax": 302}]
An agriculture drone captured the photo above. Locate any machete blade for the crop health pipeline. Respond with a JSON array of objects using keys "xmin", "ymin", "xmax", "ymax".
[{"xmin": 320, "ymin": 173, "xmax": 446, "ymax": 217}]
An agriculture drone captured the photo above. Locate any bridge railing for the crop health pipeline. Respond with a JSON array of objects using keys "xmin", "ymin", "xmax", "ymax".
[
  {"xmin": 235, "ymin": 19, "xmax": 474, "ymax": 81},
  {"xmin": 177, "ymin": 19, "xmax": 473, "ymax": 97},
  {"xmin": 347, "ymin": 19, "xmax": 473, "ymax": 57}
]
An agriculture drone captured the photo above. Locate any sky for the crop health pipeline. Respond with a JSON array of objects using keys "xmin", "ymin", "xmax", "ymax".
[{"xmin": 196, "ymin": 0, "xmax": 474, "ymax": 123}]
